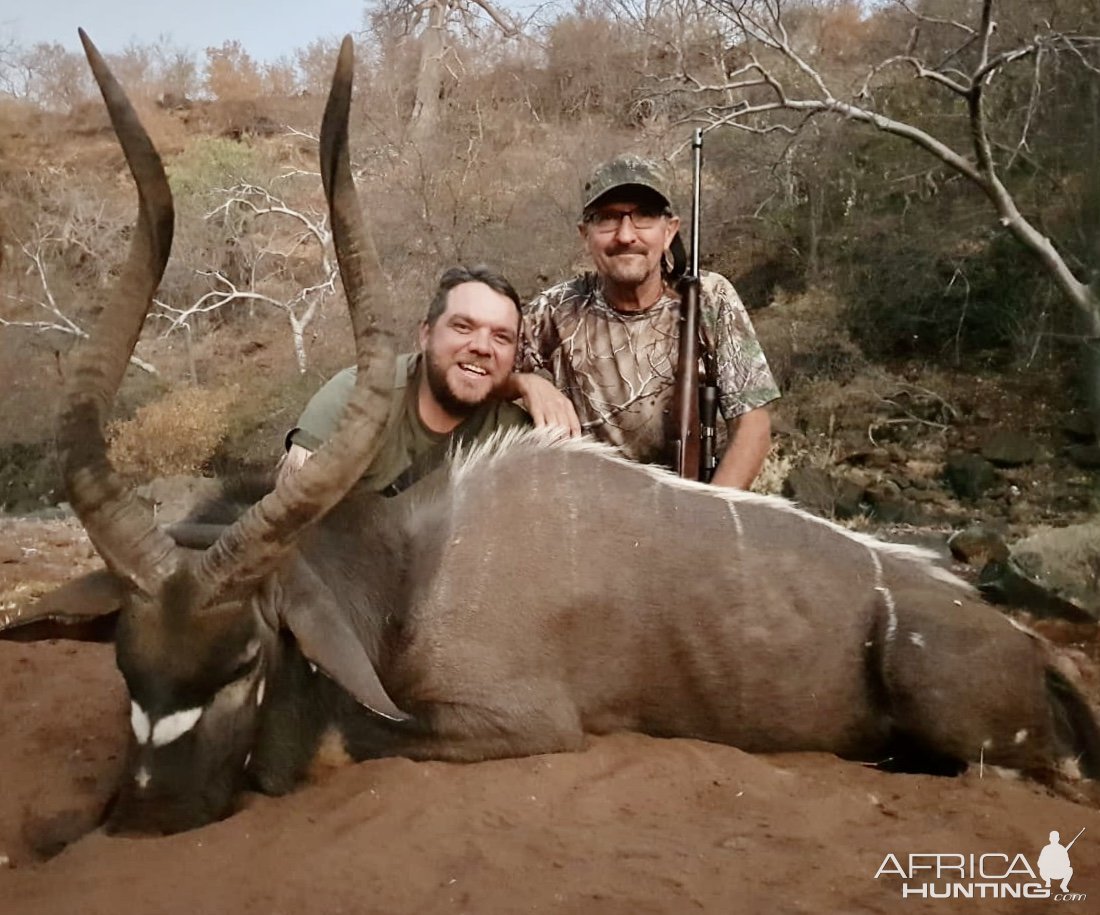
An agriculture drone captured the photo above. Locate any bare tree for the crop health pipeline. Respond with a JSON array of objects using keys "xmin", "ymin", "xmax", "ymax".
[
  {"xmin": 369, "ymin": 0, "xmax": 526, "ymax": 143},
  {"xmin": 3, "ymin": 230, "xmax": 157, "ymax": 374},
  {"xmin": 674, "ymin": 0, "xmax": 1100, "ymax": 428},
  {"xmin": 604, "ymin": 0, "xmax": 735, "ymax": 75},
  {"xmin": 1, "ymin": 41, "xmax": 94, "ymax": 110},
  {"xmin": 154, "ymin": 182, "xmax": 338, "ymax": 374},
  {"xmin": 296, "ymin": 38, "xmax": 343, "ymax": 96},
  {"xmin": 148, "ymin": 36, "xmax": 201, "ymax": 99}
]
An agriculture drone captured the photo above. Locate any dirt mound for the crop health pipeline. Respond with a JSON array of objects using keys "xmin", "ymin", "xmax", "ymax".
[
  {"xmin": 2, "ymin": 633, "xmax": 1098, "ymax": 914},
  {"xmin": 1, "ymin": 518, "xmax": 1098, "ymax": 913}
]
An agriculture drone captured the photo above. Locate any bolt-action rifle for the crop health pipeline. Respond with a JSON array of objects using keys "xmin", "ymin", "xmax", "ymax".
[{"xmin": 670, "ymin": 129, "xmax": 720, "ymax": 482}]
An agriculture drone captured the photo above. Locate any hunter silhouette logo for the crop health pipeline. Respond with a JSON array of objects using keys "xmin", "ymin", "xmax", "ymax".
[
  {"xmin": 874, "ymin": 827, "xmax": 1087, "ymax": 901},
  {"xmin": 1038, "ymin": 829, "xmax": 1084, "ymax": 894}
]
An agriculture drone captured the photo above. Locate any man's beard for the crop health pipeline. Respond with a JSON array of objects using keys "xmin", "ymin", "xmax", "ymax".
[{"xmin": 424, "ymin": 350, "xmax": 481, "ymax": 419}]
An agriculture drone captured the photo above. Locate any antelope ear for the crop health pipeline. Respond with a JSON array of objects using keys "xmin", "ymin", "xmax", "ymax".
[
  {"xmin": 0, "ymin": 569, "xmax": 124, "ymax": 642},
  {"xmin": 167, "ymin": 522, "xmax": 228, "ymax": 550},
  {"xmin": 280, "ymin": 592, "xmax": 411, "ymax": 724}
]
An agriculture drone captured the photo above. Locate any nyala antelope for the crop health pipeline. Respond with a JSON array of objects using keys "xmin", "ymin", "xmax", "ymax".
[{"xmin": 6, "ymin": 31, "xmax": 1098, "ymax": 836}]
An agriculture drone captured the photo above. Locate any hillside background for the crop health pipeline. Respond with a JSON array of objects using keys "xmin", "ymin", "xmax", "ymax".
[{"xmin": 0, "ymin": 0, "xmax": 1097, "ymax": 534}]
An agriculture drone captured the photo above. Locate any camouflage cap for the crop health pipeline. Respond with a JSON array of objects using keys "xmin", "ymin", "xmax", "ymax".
[{"xmin": 581, "ymin": 154, "xmax": 674, "ymax": 213}]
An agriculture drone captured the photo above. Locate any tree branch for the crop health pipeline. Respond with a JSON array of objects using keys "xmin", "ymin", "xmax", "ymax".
[
  {"xmin": 691, "ymin": 0, "xmax": 1099, "ymax": 332},
  {"xmin": 895, "ymin": 0, "xmax": 975, "ymax": 37},
  {"xmin": 4, "ymin": 236, "xmax": 157, "ymax": 373}
]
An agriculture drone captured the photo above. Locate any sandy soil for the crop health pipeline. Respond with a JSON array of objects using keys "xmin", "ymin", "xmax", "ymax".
[{"xmin": 1, "ymin": 516, "xmax": 1098, "ymax": 914}]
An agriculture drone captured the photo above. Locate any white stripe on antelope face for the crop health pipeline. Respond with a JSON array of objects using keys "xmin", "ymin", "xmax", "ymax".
[
  {"xmin": 130, "ymin": 701, "xmax": 152, "ymax": 745},
  {"xmin": 130, "ymin": 668, "xmax": 257, "ymax": 751},
  {"xmin": 151, "ymin": 707, "xmax": 204, "ymax": 747}
]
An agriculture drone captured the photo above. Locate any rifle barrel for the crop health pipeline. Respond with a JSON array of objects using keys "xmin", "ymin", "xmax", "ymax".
[{"xmin": 690, "ymin": 129, "xmax": 702, "ymax": 278}]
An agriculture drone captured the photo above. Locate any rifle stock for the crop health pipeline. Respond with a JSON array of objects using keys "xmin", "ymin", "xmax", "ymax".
[{"xmin": 671, "ymin": 276, "xmax": 702, "ymax": 479}]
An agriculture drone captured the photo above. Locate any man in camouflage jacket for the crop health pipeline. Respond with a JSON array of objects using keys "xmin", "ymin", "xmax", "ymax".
[{"xmin": 510, "ymin": 155, "xmax": 779, "ymax": 489}]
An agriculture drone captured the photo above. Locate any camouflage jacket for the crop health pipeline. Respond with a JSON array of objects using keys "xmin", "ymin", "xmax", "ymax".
[{"xmin": 519, "ymin": 271, "xmax": 779, "ymax": 465}]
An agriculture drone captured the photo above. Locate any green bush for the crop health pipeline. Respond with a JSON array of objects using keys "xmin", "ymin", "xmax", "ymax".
[
  {"xmin": 840, "ymin": 229, "xmax": 1069, "ymax": 366},
  {"xmin": 167, "ymin": 137, "xmax": 263, "ymax": 201}
]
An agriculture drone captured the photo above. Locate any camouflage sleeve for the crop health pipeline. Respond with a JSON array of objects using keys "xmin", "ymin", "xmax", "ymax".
[
  {"xmin": 287, "ymin": 366, "xmax": 358, "ymax": 452},
  {"xmin": 516, "ymin": 292, "xmax": 557, "ymax": 379},
  {"xmin": 701, "ymin": 272, "xmax": 780, "ymax": 419}
]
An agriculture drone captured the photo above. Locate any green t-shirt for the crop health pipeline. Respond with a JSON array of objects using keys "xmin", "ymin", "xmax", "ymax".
[{"xmin": 288, "ymin": 352, "xmax": 532, "ymax": 493}]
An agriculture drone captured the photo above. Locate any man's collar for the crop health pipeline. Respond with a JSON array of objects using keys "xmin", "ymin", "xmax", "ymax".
[{"xmin": 587, "ymin": 272, "xmax": 675, "ymax": 315}]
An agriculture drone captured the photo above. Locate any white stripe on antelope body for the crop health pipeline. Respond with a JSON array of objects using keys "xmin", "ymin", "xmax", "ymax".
[{"xmin": 5, "ymin": 33, "xmax": 1098, "ymax": 837}]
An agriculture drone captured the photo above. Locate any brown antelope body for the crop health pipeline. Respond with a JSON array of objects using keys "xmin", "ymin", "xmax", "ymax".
[{"xmin": 8, "ymin": 33, "xmax": 1098, "ymax": 836}]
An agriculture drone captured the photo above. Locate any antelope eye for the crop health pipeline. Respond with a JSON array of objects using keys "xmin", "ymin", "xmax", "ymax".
[
  {"xmin": 226, "ymin": 653, "xmax": 259, "ymax": 684},
  {"xmin": 223, "ymin": 637, "xmax": 262, "ymax": 683}
]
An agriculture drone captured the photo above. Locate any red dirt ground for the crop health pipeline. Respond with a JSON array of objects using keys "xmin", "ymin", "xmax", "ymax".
[{"xmin": 1, "ymin": 517, "xmax": 1098, "ymax": 914}]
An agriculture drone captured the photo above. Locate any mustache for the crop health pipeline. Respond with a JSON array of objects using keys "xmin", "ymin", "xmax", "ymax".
[{"xmin": 606, "ymin": 245, "xmax": 647, "ymax": 256}]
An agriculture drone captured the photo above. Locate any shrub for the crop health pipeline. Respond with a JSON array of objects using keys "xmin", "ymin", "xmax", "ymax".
[
  {"xmin": 840, "ymin": 230, "xmax": 1067, "ymax": 366},
  {"xmin": 108, "ymin": 384, "xmax": 240, "ymax": 477},
  {"xmin": 167, "ymin": 137, "xmax": 263, "ymax": 200}
]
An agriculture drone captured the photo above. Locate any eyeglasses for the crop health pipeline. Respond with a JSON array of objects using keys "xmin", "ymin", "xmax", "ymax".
[{"xmin": 583, "ymin": 206, "xmax": 671, "ymax": 233}]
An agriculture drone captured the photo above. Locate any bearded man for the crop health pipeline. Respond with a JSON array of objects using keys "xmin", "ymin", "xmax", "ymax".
[{"xmin": 282, "ymin": 265, "xmax": 531, "ymax": 494}]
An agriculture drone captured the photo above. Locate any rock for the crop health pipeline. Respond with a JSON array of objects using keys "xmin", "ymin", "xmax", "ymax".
[
  {"xmin": 977, "ymin": 521, "xmax": 1100, "ymax": 623},
  {"xmin": 1060, "ymin": 411, "xmax": 1095, "ymax": 443},
  {"xmin": 783, "ymin": 466, "xmax": 835, "ymax": 516},
  {"xmin": 947, "ymin": 525, "xmax": 1009, "ymax": 566},
  {"xmin": 886, "ymin": 444, "xmax": 910, "ymax": 464},
  {"xmin": 980, "ymin": 431, "xmax": 1038, "ymax": 467},
  {"xmin": 833, "ymin": 479, "xmax": 866, "ymax": 519},
  {"xmin": 1064, "ymin": 443, "xmax": 1100, "ymax": 469},
  {"xmin": 866, "ymin": 449, "xmax": 894, "ymax": 468},
  {"xmin": 1004, "ymin": 522, "xmax": 1100, "ymax": 621},
  {"xmin": 943, "ymin": 452, "xmax": 998, "ymax": 501},
  {"xmin": 783, "ymin": 466, "xmax": 832, "ymax": 512},
  {"xmin": 835, "ymin": 442, "xmax": 883, "ymax": 467},
  {"xmin": 906, "ymin": 490, "xmax": 950, "ymax": 510},
  {"xmin": 978, "ymin": 560, "xmax": 1097, "ymax": 623},
  {"xmin": 136, "ymin": 476, "xmax": 226, "ymax": 527},
  {"xmin": 880, "ymin": 529, "xmax": 952, "ymax": 563},
  {"xmin": 908, "ymin": 489, "xmax": 948, "ymax": 506},
  {"xmin": 782, "ymin": 467, "xmax": 865, "ymax": 520},
  {"xmin": 847, "ymin": 447, "xmax": 894, "ymax": 469},
  {"xmin": 864, "ymin": 480, "xmax": 920, "ymax": 524}
]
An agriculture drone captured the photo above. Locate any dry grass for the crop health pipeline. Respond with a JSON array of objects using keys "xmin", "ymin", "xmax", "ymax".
[
  {"xmin": 751, "ymin": 446, "xmax": 794, "ymax": 496},
  {"xmin": 108, "ymin": 384, "xmax": 240, "ymax": 478},
  {"xmin": 0, "ymin": 580, "xmax": 59, "ymax": 616}
]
